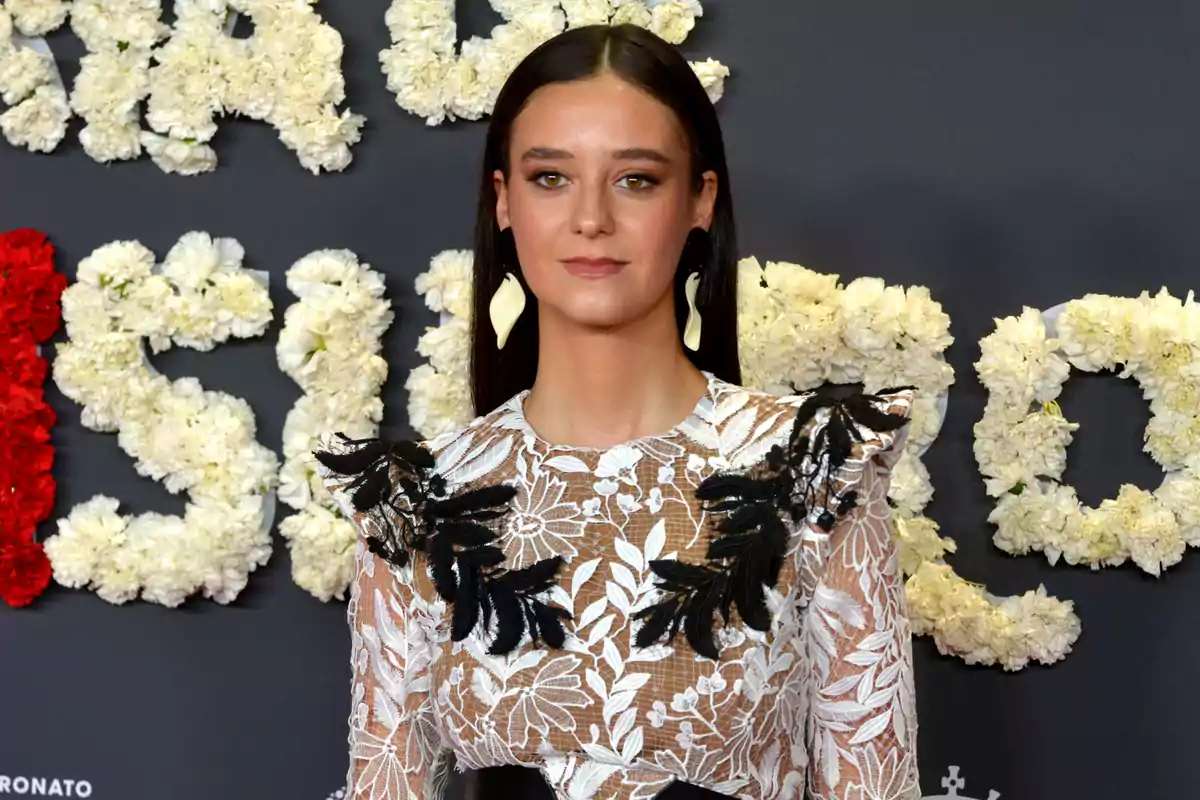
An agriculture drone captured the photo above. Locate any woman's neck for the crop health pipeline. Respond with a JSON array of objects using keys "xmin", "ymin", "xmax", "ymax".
[{"xmin": 522, "ymin": 306, "xmax": 709, "ymax": 450}]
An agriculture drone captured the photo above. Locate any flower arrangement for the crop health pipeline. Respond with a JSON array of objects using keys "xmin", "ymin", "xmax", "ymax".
[
  {"xmin": 976, "ymin": 292, "xmax": 1200, "ymax": 577},
  {"xmin": 68, "ymin": 0, "xmax": 168, "ymax": 164},
  {"xmin": 741, "ymin": 258, "xmax": 1081, "ymax": 671},
  {"xmin": 46, "ymin": 232, "xmax": 280, "ymax": 606},
  {"xmin": 404, "ymin": 250, "xmax": 1082, "ymax": 670},
  {"xmin": 380, "ymin": 0, "xmax": 730, "ymax": 126},
  {"xmin": 0, "ymin": 4, "xmax": 71, "ymax": 152},
  {"xmin": 143, "ymin": 0, "xmax": 365, "ymax": 175},
  {"xmin": 0, "ymin": 228, "xmax": 64, "ymax": 608},
  {"xmin": 275, "ymin": 250, "xmax": 394, "ymax": 601},
  {"xmin": 1, "ymin": 0, "xmax": 364, "ymax": 173}
]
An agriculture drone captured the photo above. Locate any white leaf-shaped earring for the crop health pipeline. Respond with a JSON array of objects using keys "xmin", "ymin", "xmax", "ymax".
[
  {"xmin": 489, "ymin": 272, "xmax": 526, "ymax": 350},
  {"xmin": 683, "ymin": 271, "xmax": 702, "ymax": 351}
]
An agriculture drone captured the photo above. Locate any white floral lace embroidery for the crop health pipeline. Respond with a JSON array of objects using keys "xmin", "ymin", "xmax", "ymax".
[{"xmin": 321, "ymin": 376, "xmax": 920, "ymax": 800}]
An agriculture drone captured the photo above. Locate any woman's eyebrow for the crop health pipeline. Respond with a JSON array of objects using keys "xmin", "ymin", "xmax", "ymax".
[{"xmin": 518, "ymin": 146, "xmax": 672, "ymax": 163}]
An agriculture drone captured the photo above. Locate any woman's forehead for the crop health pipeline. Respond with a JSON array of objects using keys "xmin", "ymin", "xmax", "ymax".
[{"xmin": 510, "ymin": 74, "xmax": 688, "ymax": 155}]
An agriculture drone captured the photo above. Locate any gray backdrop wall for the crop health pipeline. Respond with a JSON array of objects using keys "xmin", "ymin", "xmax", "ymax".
[{"xmin": 3, "ymin": 1, "xmax": 1197, "ymax": 798}]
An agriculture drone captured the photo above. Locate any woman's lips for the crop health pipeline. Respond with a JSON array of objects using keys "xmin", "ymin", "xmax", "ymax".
[{"xmin": 561, "ymin": 258, "xmax": 628, "ymax": 278}]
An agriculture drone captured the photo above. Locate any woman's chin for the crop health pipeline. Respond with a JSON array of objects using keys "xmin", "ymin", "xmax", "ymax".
[{"xmin": 545, "ymin": 301, "xmax": 638, "ymax": 332}]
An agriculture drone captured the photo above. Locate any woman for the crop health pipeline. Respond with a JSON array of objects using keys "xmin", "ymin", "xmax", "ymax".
[{"xmin": 317, "ymin": 23, "xmax": 919, "ymax": 800}]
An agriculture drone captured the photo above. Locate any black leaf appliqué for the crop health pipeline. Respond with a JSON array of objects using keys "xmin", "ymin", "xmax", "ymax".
[
  {"xmin": 315, "ymin": 434, "xmax": 571, "ymax": 655},
  {"xmin": 635, "ymin": 386, "xmax": 912, "ymax": 660}
]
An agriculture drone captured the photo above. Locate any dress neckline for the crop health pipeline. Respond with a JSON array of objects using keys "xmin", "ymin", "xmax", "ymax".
[{"xmin": 510, "ymin": 370, "xmax": 718, "ymax": 454}]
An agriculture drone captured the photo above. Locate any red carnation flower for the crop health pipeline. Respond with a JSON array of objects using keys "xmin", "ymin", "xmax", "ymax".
[
  {"xmin": 0, "ymin": 532, "xmax": 53, "ymax": 608},
  {"xmin": 0, "ymin": 228, "xmax": 61, "ymax": 608},
  {"xmin": 5, "ymin": 428, "xmax": 56, "ymax": 474},
  {"xmin": 0, "ymin": 471, "xmax": 56, "ymax": 531},
  {"xmin": 0, "ymin": 333, "xmax": 48, "ymax": 388},
  {"xmin": 0, "ymin": 500, "xmax": 25, "ymax": 535},
  {"xmin": 2, "ymin": 228, "xmax": 55, "ymax": 263},
  {"xmin": 0, "ymin": 378, "xmax": 54, "ymax": 433},
  {"xmin": 0, "ymin": 228, "xmax": 65, "ymax": 343},
  {"xmin": 0, "ymin": 484, "xmax": 54, "ymax": 546}
]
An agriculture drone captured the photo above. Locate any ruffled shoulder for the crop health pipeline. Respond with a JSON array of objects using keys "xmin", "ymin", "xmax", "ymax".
[
  {"xmin": 781, "ymin": 384, "xmax": 913, "ymax": 502},
  {"xmin": 312, "ymin": 403, "xmax": 502, "ymax": 535},
  {"xmin": 313, "ymin": 431, "xmax": 571, "ymax": 656},
  {"xmin": 634, "ymin": 385, "xmax": 913, "ymax": 660},
  {"xmin": 314, "ymin": 433, "xmax": 440, "ymax": 567}
]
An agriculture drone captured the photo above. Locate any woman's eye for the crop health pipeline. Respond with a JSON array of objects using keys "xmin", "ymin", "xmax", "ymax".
[
  {"xmin": 618, "ymin": 174, "xmax": 657, "ymax": 191},
  {"xmin": 534, "ymin": 172, "xmax": 566, "ymax": 188}
]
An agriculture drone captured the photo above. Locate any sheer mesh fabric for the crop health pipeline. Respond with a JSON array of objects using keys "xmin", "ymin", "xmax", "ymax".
[{"xmin": 321, "ymin": 376, "xmax": 920, "ymax": 800}]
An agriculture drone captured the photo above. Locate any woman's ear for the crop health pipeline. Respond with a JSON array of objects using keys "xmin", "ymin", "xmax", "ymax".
[
  {"xmin": 692, "ymin": 170, "xmax": 718, "ymax": 231},
  {"xmin": 494, "ymin": 169, "xmax": 511, "ymax": 230}
]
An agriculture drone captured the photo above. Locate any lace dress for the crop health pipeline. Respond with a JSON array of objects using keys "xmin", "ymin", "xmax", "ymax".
[{"xmin": 316, "ymin": 374, "xmax": 920, "ymax": 800}]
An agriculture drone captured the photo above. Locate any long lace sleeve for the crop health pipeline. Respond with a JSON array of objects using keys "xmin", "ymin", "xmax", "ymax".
[
  {"xmin": 345, "ymin": 536, "xmax": 448, "ymax": 799},
  {"xmin": 317, "ymin": 437, "xmax": 451, "ymax": 800},
  {"xmin": 802, "ymin": 420, "xmax": 920, "ymax": 800}
]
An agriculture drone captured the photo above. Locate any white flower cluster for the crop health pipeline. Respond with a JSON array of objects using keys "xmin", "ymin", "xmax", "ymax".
[
  {"xmin": 737, "ymin": 257, "xmax": 953, "ymax": 458},
  {"xmin": 143, "ymin": 0, "xmax": 365, "ymax": 175},
  {"xmin": 739, "ymin": 257, "xmax": 1078, "ymax": 670},
  {"xmin": 4, "ymin": 0, "xmax": 69, "ymax": 34},
  {"xmin": 276, "ymin": 250, "xmax": 394, "ymax": 602},
  {"xmin": 405, "ymin": 250, "xmax": 1076, "ymax": 670},
  {"xmin": 1, "ymin": 0, "xmax": 363, "ymax": 173},
  {"xmin": 976, "ymin": 290, "xmax": 1200, "ymax": 578},
  {"xmin": 904, "ymin": 560, "xmax": 1081, "ymax": 672},
  {"xmin": 0, "ymin": 4, "xmax": 71, "ymax": 152},
  {"xmin": 69, "ymin": 0, "xmax": 168, "ymax": 163},
  {"xmin": 380, "ymin": 0, "xmax": 729, "ymax": 126},
  {"xmin": 45, "ymin": 232, "xmax": 279, "ymax": 607},
  {"xmin": 406, "ymin": 249, "xmax": 473, "ymax": 437}
]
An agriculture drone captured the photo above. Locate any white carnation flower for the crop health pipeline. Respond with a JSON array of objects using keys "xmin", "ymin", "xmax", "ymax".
[
  {"xmin": 406, "ymin": 363, "xmax": 472, "ymax": 438},
  {"xmin": 162, "ymin": 231, "xmax": 245, "ymax": 287},
  {"xmin": 0, "ymin": 45, "xmax": 55, "ymax": 104},
  {"xmin": 140, "ymin": 133, "xmax": 218, "ymax": 175},
  {"xmin": 901, "ymin": 285, "xmax": 953, "ymax": 349},
  {"xmin": 183, "ymin": 494, "xmax": 274, "ymax": 604},
  {"xmin": 975, "ymin": 406, "xmax": 1077, "ymax": 495},
  {"xmin": 46, "ymin": 496, "xmax": 129, "ymax": 590},
  {"xmin": 279, "ymin": 506, "xmax": 357, "ymax": 602},
  {"xmin": 77, "ymin": 240, "xmax": 157, "ymax": 287},
  {"xmin": 689, "ymin": 58, "xmax": 729, "ymax": 103},
  {"xmin": 561, "ymin": 0, "xmax": 612, "ymax": 26},
  {"xmin": 1054, "ymin": 294, "xmax": 1135, "ymax": 371},
  {"xmin": 417, "ymin": 249, "xmax": 474, "ymax": 317},
  {"xmin": 976, "ymin": 307, "xmax": 1070, "ymax": 405},
  {"xmin": 889, "ymin": 452, "xmax": 934, "ymax": 517},
  {"xmin": 6, "ymin": 0, "xmax": 71, "ymax": 36},
  {"xmin": 1158, "ymin": 469, "xmax": 1200, "ymax": 546},
  {"xmin": 648, "ymin": 1, "xmax": 696, "ymax": 44},
  {"xmin": 417, "ymin": 316, "xmax": 470, "ymax": 375},
  {"xmin": 893, "ymin": 514, "xmax": 954, "ymax": 578},
  {"xmin": 1105, "ymin": 486, "xmax": 1185, "ymax": 577},
  {"xmin": 610, "ymin": 1, "xmax": 651, "ymax": 26},
  {"xmin": 0, "ymin": 83, "xmax": 70, "ymax": 151},
  {"xmin": 71, "ymin": 0, "xmax": 168, "ymax": 50}
]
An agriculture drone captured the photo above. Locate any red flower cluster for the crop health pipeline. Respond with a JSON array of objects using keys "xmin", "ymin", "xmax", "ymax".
[{"xmin": 0, "ymin": 229, "xmax": 64, "ymax": 608}]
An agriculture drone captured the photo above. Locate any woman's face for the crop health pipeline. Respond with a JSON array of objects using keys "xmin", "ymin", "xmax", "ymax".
[{"xmin": 495, "ymin": 71, "xmax": 717, "ymax": 332}]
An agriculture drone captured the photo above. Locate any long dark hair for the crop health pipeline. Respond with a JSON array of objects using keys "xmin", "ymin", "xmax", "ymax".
[{"xmin": 470, "ymin": 24, "xmax": 740, "ymax": 416}]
